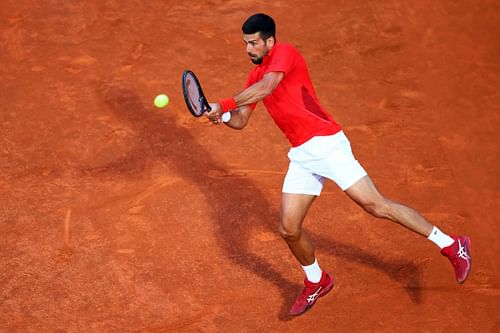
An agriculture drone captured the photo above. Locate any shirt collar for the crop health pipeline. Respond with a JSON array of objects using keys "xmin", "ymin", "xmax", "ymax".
[{"xmin": 259, "ymin": 43, "xmax": 278, "ymax": 67}]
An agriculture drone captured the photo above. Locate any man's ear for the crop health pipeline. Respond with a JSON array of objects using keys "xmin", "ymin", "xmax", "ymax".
[{"xmin": 266, "ymin": 36, "xmax": 276, "ymax": 48}]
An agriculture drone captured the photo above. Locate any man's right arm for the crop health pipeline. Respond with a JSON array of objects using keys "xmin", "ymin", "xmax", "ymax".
[
  {"xmin": 233, "ymin": 71, "xmax": 284, "ymax": 107},
  {"xmin": 206, "ymin": 71, "xmax": 284, "ymax": 127}
]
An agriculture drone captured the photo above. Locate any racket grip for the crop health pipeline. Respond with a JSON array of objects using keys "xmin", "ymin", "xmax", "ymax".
[{"xmin": 222, "ymin": 112, "xmax": 231, "ymax": 123}]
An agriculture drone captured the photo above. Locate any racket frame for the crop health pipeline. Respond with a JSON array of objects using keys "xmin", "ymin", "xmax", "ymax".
[{"xmin": 182, "ymin": 70, "xmax": 212, "ymax": 117}]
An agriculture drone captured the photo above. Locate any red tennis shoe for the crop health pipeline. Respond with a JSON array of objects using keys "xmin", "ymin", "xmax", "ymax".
[
  {"xmin": 289, "ymin": 271, "xmax": 334, "ymax": 316},
  {"xmin": 441, "ymin": 235, "xmax": 472, "ymax": 284}
]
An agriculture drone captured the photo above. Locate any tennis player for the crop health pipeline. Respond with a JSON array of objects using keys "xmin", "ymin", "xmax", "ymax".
[{"xmin": 206, "ymin": 13, "xmax": 472, "ymax": 316}]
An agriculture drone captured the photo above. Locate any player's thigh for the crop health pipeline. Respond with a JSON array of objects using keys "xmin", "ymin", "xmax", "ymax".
[
  {"xmin": 280, "ymin": 155, "xmax": 323, "ymax": 234},
  {"xmin": 280, "ymin": 192, "xmax": 317, "ymax": 231},
  {"xmin": 281, "ymin": 160, "xmax": 322, "ymax": 227},
  {"xmin": 344, "ymin": 175, "xmax": 385, "ymax": 209}
]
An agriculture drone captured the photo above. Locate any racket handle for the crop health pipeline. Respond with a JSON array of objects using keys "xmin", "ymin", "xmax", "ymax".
[{"xmin": 222, "ymin": 112, "xmax": 231, "ymax": 123}]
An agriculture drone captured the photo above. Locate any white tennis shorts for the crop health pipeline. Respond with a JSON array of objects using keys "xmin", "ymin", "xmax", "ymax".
[{"xmin": 282, "ymin": 131, "xmax": 367, "ymax": 195}]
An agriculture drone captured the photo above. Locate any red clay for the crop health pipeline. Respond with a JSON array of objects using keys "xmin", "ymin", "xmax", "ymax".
[{"xmin": 1, "ymin": 1, "xmax": 499, "ymax": 332}]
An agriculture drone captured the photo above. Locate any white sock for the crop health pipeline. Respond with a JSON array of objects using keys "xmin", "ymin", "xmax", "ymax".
[
  {"xmin": 427, "ymin": 226, "xmax": 454, "ymax": 249},
  {"xmin": 302, "ymin": 258, "xmax": 323, "ymax": 283}
]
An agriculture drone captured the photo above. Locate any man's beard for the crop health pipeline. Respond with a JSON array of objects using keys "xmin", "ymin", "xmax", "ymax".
[
  {"xmin": 251, "ymin": 56, "xmax": 263, "ymax": 65},
  {"xmin": 248, "ymin": 52, "xmax": 264, "ymax": 65}
]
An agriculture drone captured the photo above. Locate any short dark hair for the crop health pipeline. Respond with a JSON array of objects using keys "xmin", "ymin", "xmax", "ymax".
[{"xmin": 242, "ymin": 13, "xmax": 276, "ymax": 40}]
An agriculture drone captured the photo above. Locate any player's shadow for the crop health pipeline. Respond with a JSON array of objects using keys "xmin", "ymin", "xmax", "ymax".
[
  {"xmin": 311, "ymin": 234, "xmax": 422, "ymax": 303},
  {"xmin": 96, "ymin": 82, "xmax": 422, "ymax": 320}
]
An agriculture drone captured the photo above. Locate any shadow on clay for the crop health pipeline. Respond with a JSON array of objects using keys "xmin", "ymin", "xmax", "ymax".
[
  {"xmin": 97, "ymin": 82, "xmax": 422, "ymax": 321},
  {"xmin": 311, "ymin": 234, "xmax": 422, "ymax": 304}
]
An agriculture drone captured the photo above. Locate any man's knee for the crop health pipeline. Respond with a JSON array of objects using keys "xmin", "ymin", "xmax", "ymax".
[
  {"xmin": 362, "ymin": 198, "xmax": 391, "ymax": 219},
  {"xmin": 279, "ymin": 217, "xmax": 302, "ymax": 241}
]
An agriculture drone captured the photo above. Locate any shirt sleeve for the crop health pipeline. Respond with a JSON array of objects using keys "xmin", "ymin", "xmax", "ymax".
[{"xmin": 265, "ymin": 44, "xmax": 296, "ymax": 76}]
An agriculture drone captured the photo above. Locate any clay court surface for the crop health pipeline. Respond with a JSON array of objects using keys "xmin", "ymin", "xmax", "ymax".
[{"xmin": 1, "ymin": 1, "xmax": 499, "ymax": 332}]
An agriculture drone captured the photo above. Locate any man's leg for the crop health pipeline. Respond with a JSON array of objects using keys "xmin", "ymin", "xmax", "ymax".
[
  {"xmin": 344, "ymin": 175, "xmax": 472, "ymax": 283},
  {"xmin": 279, "ymin": 192, "xmax": 317, "ymax": 265},
  {"xmin": 280, "ymin": 192, "xmax": 334, "ymax": 315},
  {"xmin": 344, "ymin": 175, "xmax": 434, "ymax": 236}
]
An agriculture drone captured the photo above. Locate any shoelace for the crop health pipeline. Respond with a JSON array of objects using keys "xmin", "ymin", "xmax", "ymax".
[
  {"xmin": 298, "ymin": 283, "xmax": 322, "ymax": 304},
  {"xmin": 456, "ymin": 240, "xmax": 471, "ymax": 261}
]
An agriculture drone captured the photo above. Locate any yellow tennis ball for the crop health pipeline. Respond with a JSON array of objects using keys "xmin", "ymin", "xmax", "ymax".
[{"xmin": 154, "ymin": 94, "xmax": 169, "ymax": 108}]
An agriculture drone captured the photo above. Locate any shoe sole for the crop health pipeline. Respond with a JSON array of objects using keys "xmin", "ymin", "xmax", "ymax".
[
  {"xmin": 458, "ymin": 236, "xmax": 472, "ymax": 284},
  {"xmin": 290, "ymin": 278, "xmax": 335, "ymax": 316}
]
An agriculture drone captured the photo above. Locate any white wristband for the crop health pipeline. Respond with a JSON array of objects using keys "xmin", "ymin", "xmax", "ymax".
[{"xmin": 222, "ymin": 112, "xmax": 231, "ymax": 123}]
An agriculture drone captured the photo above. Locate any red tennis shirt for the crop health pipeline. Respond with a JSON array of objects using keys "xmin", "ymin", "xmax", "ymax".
[{"xmin": 245, "ymin": 42, "xmax": 342, "ymax": 147}]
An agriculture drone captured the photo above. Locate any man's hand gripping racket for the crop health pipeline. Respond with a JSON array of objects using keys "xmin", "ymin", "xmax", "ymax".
[{"xmin": 182, "ymin": 70, "xmax": 231, "ymax": 124}]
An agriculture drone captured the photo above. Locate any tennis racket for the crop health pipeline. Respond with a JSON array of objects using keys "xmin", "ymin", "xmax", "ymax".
[
  {"xmin": 182, "ymin": 70, "xmax": 211, "ymax": 117},
  {"xmin": 182, "ymin": 70, "xmax": 231, "ymax": 122}
]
